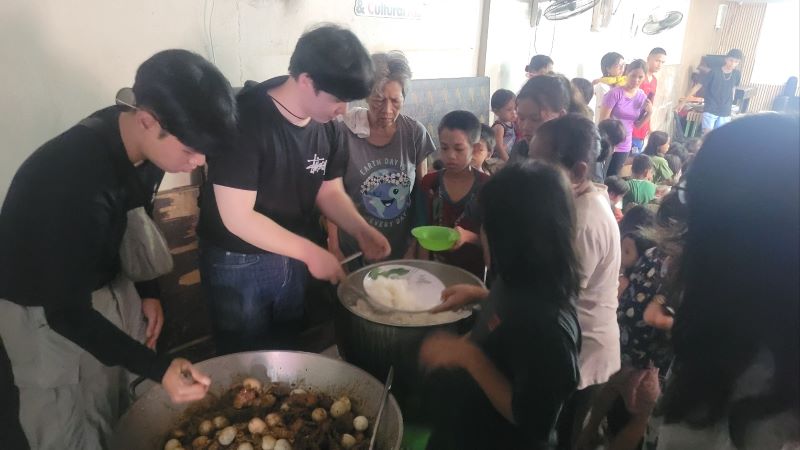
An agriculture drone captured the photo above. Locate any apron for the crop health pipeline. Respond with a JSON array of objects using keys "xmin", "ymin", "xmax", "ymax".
[{"xmin": 0, "ymin": 203, "xmax": 173, "ymax": 450}]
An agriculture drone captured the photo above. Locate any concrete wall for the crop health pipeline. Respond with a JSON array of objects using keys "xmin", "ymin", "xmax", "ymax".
[
  {"xmin": 0, "ymin": 0, "xmax": 483, "ymax": 201},
  {"xmin": 668, "ymin": 0, "xmax": 725, "ymax": 132},
  {"xmin": 484, "ymin": 0, "xmax": 691, "ymax": 132},
  {"xmin": 710, "ymin": 1, "xmax": 792, "ymax": 113},
  {"xmin": 3, "ymin": 0, "xmax": 780, "ymax": 201}
]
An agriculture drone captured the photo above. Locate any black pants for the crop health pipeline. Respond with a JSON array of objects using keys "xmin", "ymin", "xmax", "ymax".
[
  {"xmin": 0, "ymin": 340, "xmax": 30, "ymax": 450},
  {"xmin": 606, "ymin": 151, "xmax": 629, "ymax": 177}
]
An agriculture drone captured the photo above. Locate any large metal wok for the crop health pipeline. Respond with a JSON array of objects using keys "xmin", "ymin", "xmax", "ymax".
[{"xmin": 110, "ymin": 351, "xmax": 403, "ymax": 449}]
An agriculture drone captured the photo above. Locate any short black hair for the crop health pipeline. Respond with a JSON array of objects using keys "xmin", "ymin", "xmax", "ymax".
[
  {"xmin": 623, "ymin": 231, "xmax": 656, "ymax": 257},
  {"xmin": 480, "ymin": 123, "xmax": 496, "ymax": 152},
  {"xmin": 288, "ymin": 24, "xmax": 374, "ymax": 102},
  {"xmin": 432, "ymin": 159, "xmax": 444, "ymax": 171},
  {"xmin": 665, "ymin": 154, "xmax": 683, "ymax": 175},
  {"xmin": 527, "ymin": 54, "xmax": 554, "ymax": 73},
  {"xmin": 620, "ymin": 204, "xmax": 656, "ymax": 236},
  {"xmin": 438, "ymin": 110, "xmax": 481, "ymax": 144},
  {"xmin": 518, "ymin": 74, "xmax": 590, "ymax": 118},
  {"xmin": 598, "ymin": 119, "xmax": 626, "ymax": 147},
  {"xmin": 132, "ymin": 49, "xmax": 237, "ymax": 156},
  {"xmin": 571, "ymin": 78, "xmax": 594, "ymax": 104},
  {"xmin": 726, "ymin": 48, "xmax": 743, "ymax": 60},
  {"xmin": 667, "ymin": 142, "xmax": 689, "ymax": 164},
  {"xmin": 600, "ymin": 52, "xmax": 624, "ymax": 76},
  {"xmin": 656, "ymin": 190, "xmax": 688, "ymax": 228},
  {"xmin": 626, "ymin": 59, "xmax": 648, "ymax": 75},
  {"xmin": 686, "ymin": 138, "xmax": 703, "ymax": 153},
  {"xmin": 481, "ymin": 160, "xmax": 579, "ymax": 304},
  {"xmin": 605, "ymin": 176, "xmax": 630, "ymax": 196},
  {"xmin": 534, "ymin": 113, "xmax": 600, "ymax": 171},
  {"xmin": 491, "ymin": 89, "xmax": 516, "ymax": 111},
  {"xmin": 598, "ymin": 119, "xmax": 626, "ymax": 164},
  {"xmin": 649, "ymin": 47, "xmax": 667, "ymax": 57},
  {"xmin": 632, "ymin": 154, "xmax": 653, "ymax": 175}
]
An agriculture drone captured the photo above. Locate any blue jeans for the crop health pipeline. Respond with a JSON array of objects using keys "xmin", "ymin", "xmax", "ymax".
[
  {"xmin": 199, "ymin": 243, "xmax": 309, "ymax": 354},
  {"xmin": 631, "ymin": 138, "xmax": 644, "ymax": 154},
  {"xmin": 702, "ymin": 112, "xmax": 731, "ymax": 133}
]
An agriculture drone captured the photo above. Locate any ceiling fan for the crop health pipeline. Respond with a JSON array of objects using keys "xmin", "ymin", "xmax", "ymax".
[
  {"xmin": 544, "ymin": 0, "xmax": 601, "ymax": 21},
  {"xmin": 530, "ymin": 0, "xmax": 558, "ymax": 28},
  {"xmin": 641, "ymin": 10, "xmax": 684, "ymax": 35}
]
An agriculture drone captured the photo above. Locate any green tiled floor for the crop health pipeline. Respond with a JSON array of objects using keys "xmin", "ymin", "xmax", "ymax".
[{"xmin": 401, "ymin": 423, "xmax": 431, "ymax": 450}]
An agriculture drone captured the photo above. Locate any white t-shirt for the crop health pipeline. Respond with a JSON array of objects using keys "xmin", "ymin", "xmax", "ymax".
[
  {"xmin": 594, "ymin": 83, "xmax": 612, "ymax": 123},
  {"xmin": 573, "ymin": 181, "xmax": 622, "ymax": 389}
]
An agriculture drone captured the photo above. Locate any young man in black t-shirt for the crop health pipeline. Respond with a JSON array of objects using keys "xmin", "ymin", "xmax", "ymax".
[
  {"xmin": 0, "ymin": 50, "xmax": 237, "ymax": 449},
  {"xmin": 198, "ymin": 25, "xmax": 390, "ymax": 354},
  {"xmin": 683, "ymin": 49, "xmax": 743, "ymax": 134}
]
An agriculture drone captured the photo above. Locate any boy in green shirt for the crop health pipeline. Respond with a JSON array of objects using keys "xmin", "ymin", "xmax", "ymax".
[{"xmin": 624, "ymin": 155, "xmax": 657, "ymax": 207}]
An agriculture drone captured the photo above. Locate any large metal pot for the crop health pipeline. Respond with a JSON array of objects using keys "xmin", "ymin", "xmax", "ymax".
[
  {"xmin": 110, "ymin": 351, "xmax": 403, "ymax": 449},
  {"xmin": 335, "ymin": 260, "xmax": 483, "ymax": 403}
]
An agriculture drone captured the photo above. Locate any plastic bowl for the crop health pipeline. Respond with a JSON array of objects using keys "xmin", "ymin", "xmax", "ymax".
[{"xmin": 411, "ymin": 226, "xmax": 459, "ymax": 251}]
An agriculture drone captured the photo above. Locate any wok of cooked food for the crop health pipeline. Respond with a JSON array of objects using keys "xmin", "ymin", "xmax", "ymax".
[{"xmin": 162, "ymin": 377, "xmax": 373, "ymax": 450}]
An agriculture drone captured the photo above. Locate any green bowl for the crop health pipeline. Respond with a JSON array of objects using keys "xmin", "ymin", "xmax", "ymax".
[{"xmin": 411, "ymin": 226, "xmax": 459, "ymax": 251}]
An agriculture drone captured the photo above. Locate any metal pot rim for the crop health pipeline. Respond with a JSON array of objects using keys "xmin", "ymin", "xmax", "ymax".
[
  {"xmin": 111, "ymin": 351, "xmax": 404, "ymax": 450},
  {"xmin": 337, "ymin": 259, "xmax": 482, "ymax": 327}
]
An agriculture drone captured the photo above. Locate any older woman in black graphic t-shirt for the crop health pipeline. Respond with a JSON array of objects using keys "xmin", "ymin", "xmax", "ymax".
[{"xmin": 328, "ymin": 51, "xmax": 436, "ymax": 268}]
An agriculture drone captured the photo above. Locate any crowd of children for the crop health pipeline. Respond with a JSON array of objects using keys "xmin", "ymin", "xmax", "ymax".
[
  {"xmin": 413, "ymin": 49, "xmax": 798, "ymax": 450},
  {"xmin": 2, "ymin": 17, "xmax": 794, "ymax": 449}
]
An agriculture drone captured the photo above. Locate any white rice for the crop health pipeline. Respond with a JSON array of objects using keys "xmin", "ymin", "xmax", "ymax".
[{"xmin": 367, "ymin": 277, "xmax": 418, "ymax": 310}]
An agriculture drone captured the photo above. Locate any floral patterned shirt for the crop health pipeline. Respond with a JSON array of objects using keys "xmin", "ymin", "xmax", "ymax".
[{"xmin": 618, "ymin": 247, "xmax": 674, "ymax": 372}]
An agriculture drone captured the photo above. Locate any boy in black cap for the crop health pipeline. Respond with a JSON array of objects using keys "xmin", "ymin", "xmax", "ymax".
[{"xmin": 0, "ymin": 49, "xmax": 238, "ymax": 448}]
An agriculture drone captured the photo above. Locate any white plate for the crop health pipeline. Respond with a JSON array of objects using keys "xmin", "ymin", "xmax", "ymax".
[{"xmin": 362, "ymin": 264, "xmax": 445, "ymax": 312}]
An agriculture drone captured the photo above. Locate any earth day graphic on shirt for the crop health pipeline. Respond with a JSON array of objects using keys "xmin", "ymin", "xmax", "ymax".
[{"xmin": 359, "ymin": 168, "xmax": 411, "ymax": 221}]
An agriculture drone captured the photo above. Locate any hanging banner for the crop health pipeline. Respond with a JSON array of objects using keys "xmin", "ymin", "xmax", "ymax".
[{"xmin": 354, "ymin": 0, "xmax": 425, "ymax": 20}]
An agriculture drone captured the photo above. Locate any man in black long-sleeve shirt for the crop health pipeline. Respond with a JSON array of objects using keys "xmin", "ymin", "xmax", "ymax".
[{"xmin": 0, "ymin": 49, "xmax": 237, "ymax": 449}]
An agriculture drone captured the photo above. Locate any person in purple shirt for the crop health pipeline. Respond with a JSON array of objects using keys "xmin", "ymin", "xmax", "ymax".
[{"xmin": 598, "ymin": 59, "xmax": 653, "ymax": 177}]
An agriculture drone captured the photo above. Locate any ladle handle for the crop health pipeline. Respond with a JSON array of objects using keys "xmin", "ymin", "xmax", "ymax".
[
  {"xmin": 369, "ymin": 365, "xmax": 394, "ymax": 450},
  {"xmin": 340, "ymin": 251, "xmax": 363, "ymax": 266}
]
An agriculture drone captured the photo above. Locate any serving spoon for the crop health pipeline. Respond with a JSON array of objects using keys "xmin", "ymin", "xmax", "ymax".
[{"xmin": 368, "ymin": 365, "xmax": 395, "ymax": 450}]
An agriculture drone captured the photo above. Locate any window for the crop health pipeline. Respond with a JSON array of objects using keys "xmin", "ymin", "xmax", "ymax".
[{"xmin": 751, "ymin": 1, "xmax": 800, "ymax": 85}]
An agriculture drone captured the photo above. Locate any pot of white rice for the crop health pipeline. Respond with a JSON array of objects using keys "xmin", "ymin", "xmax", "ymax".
[{"xmin": 335, "ymin": 260, "xmax": 484, "ymax": 404}]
